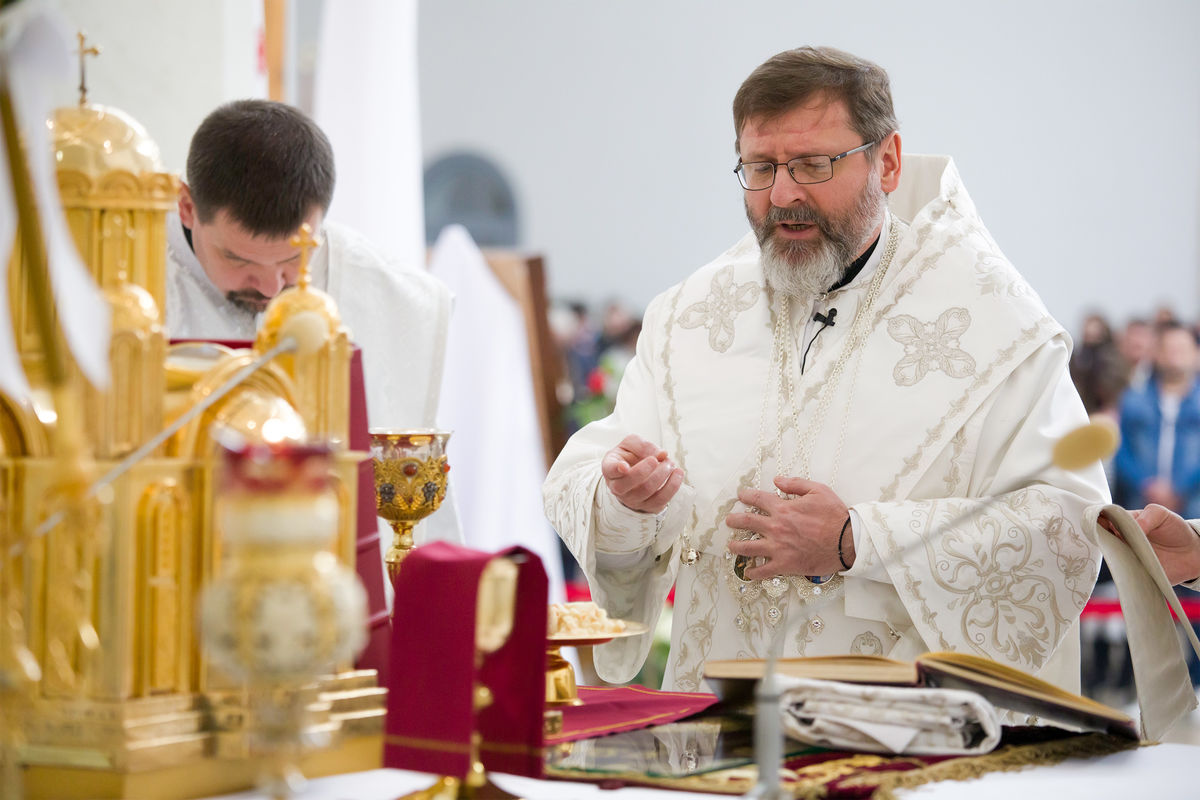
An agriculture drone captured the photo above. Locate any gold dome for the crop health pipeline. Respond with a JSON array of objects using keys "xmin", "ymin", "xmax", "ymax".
[
  {"xmin": 50, "ymin": 103, "xmax": 164, "ymax": 177},
  {"xmin": 103, "ymin": 281, "xmax": 160, "ymax": 333},
  {"xmin": 255, "ymin": 284, "xmax": 344, "ymax": 353}
]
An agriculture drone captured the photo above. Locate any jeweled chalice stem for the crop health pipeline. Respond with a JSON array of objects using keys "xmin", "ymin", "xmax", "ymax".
[{"xmin": 385, "ymin": 520, "xmax": 417, "ymax": 583}]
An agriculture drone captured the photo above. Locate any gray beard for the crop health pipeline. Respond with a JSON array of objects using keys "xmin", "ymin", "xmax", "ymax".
[{"xmin": 750, "ymin": 171, "xmax": 886, "ymax": 302}]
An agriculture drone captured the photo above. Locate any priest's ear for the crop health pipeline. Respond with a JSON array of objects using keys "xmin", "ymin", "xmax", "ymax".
[
  {"xmin": 877, "ymin": 132, "xmax": 901, "ymax": 194},
  {"xmin": 178, "ymin": 182, "xmax": 198, "ymax": 228}
]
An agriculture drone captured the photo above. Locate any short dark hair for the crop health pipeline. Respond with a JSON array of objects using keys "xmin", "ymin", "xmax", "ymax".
[
  {"xmin": 185, "ymin": 100, "xmax": 335, "ymax": 236},
  {"xmin": 733, "ymin": 47, "xmax": 897, "ymax": 155}
]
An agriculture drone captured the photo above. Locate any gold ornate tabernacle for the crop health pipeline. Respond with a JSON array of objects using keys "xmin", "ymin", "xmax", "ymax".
[{"xmin": 0, "ymin": 64, "xmax": 384, "ymax": 799}]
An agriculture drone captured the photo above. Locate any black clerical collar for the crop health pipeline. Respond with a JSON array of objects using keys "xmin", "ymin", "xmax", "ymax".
[
  {"xmin": 182, "ymin": 220, "xmax": 195, "ymax": 253},
  {"xmin": 826, "ymin": 233, "xmax": 880, "ymax": 293}
]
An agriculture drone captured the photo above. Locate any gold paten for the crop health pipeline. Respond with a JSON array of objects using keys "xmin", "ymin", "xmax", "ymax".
[{"xmin": 0, "ymin": 43, "xmax": 383, "ymax": 798}]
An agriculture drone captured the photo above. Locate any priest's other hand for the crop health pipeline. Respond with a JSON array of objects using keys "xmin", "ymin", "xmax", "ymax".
[
  {"xmin": 725, "ymin": 477, "xmax": 850, "ymax": 580},
  {"xmin": 601, "ymin": 434, "xmax": 685, "ymax": 514},
  {"xmin": 1102, "ymin": 504, "xmax": 1200, "ymax": 585}
]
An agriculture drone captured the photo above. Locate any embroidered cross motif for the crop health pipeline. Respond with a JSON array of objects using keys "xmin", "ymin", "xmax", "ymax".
[
  {"xmin": 678, "ymin": 265, "xmax": 760, "ymax": 353},
  {"xmin": 886, "ymin": 307, "xmax": 976, "ymax": 386}
]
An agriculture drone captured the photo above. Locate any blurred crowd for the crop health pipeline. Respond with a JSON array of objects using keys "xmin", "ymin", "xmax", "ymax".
[
  {"xmin": 1069, "ymin": 308, "xmax": 1200, "ymax": 516},
  {"xmin": 1070, "ymin": 307, "xmax": 1200, "ymax": 702},
  {"xmin": 549, "ymin": 299, "xmax": 643, "ymax": 437}
]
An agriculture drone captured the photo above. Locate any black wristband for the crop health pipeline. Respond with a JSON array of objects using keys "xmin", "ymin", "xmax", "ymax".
[{"xmin": 837, "ymin": 516, "xmax": 852, "ymax": 571}]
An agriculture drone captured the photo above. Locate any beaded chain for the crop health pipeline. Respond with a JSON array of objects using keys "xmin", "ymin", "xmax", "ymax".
[{"xmin": 713, "ymin": 220, "xmax": 901, "ymax": 629}]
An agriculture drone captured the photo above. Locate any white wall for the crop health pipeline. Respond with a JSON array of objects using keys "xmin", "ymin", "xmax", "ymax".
[
  {"xmin": 49, "ymin": 0, "xmax": 266, "ymax": 174},
  {"xmin": 419, "ymin": 0, "xmax": 1200, "ymax": 333}
]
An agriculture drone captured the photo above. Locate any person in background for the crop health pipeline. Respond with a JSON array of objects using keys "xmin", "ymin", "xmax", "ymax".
[
  {"xmin": 1070, "ymin": 312, "xmax": 1126, "ymax": 422},
  {"xmin": 1114, "ymin": 322, "xmax": 1200, "ymax": 519},
  {"xmin": 1118, "ymin": 318, "xmax": 1155, "ymax": 392}
]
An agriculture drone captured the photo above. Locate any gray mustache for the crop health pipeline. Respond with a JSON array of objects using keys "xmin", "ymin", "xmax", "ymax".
[{"xmin": 764, "ymin": 206, "xmax": 823, "ymax": 226}]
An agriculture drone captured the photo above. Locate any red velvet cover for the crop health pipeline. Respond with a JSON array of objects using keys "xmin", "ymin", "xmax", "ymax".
[
  {"xmin": 384, "ymin": 542, "xmax": 547, "ymax": 779},
  {"xmin": 549, "ymin": 685, "xmax": 717, "ymax": 744}
]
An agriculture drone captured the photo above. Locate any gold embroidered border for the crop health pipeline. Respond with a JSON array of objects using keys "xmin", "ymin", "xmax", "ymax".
[
  {"xmin": 838, "ymin": 733, "xmax": 1139, "ymax": 800},
  {"xmin": 661, "ymin": 284, "xmax": 689, "ymax": 473},
  {"xmin": 384, "ymin": 734, "xmax": 543, "ymax": 758}
]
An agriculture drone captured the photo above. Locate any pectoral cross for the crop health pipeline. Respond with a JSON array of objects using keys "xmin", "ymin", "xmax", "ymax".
[
  {"xmin": 289, "ymin": 223, "xmax": 323, "ymax": 290},
  {"xmin": 76, "ymin": 32, "xmax": 100, "ymax": 107}
]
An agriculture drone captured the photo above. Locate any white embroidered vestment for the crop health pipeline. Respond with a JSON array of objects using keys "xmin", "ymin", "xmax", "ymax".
[{"xmin": 543, "ymin": 155, "xmax": 1108, "ymax": 695}]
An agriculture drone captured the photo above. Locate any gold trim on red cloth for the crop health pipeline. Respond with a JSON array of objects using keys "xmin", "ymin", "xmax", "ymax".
[
  {"xmin": 385, "ymin": 735, "xmax": 472, "ymax": 755},
  {"xmin": 385, "ymin": 735, "xmax": 542, "ymax": 758}
]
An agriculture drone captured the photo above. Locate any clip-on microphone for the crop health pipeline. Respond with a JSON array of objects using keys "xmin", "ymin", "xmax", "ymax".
[
  {"xmin": 801, "ymin": 308, "xmax": 838, "ymax": 375},
  {"xmin": 813, "ymin": 308, "xmax": 837, "ymax": 327}
]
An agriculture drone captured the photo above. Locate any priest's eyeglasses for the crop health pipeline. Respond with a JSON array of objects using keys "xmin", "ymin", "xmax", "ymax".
[{"xmin": 734, "ymin": 140, "xmax": 878, "ymax": 190}]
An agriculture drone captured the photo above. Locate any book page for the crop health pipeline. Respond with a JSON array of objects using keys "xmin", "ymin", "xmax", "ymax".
[
  {"xmin": 916, "ymin": 651, "xmax": 1134, "ymax": 731},
  {"xmin": 704, "ymin": 655, "xmax": 918, "ymax": 686}
]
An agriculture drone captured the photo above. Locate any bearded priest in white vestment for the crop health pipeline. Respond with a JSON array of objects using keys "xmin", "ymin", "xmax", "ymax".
[
  {"xmin": 166, "ymin": 100, "xmax": 459, "ymax": 546},
  {"xmin": 543, "ymin": 47, "xmax": 1108, "ymax": 699}
]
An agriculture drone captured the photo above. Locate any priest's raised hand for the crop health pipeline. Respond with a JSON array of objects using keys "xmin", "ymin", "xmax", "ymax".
[
  {"xmin": 601, "ymin": 434, "xmax": 686, "ymax": 514},
  {"xmin": 725, "ymin": 477, "xmax": 852, "ymax": 579}
]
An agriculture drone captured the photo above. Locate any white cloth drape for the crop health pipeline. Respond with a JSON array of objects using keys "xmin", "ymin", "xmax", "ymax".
[
  {"xmin": 431, "ymin": 225, "xmax": 566, "ymax": 602},
  {"xmin": 0, "ymin": 5, "xmax": 110, "ymax": 399},
  {"xmin": 313, "ymin": 0, "xmax": 425, "ymax": 271}
]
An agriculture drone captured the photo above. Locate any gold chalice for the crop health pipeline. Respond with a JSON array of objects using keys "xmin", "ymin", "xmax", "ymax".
[{"xmin": 369, "ymin": 429, "xmax": 451, "ymax": 583}]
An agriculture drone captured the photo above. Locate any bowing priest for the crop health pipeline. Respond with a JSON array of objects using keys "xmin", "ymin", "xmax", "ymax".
[
  {"xmin": 167, "ymin": 99, "xmax": 460, "ymax": 547},
  {"xmin": 544, "ymin": 47, "xmax": 1109, "ymax": 697}
]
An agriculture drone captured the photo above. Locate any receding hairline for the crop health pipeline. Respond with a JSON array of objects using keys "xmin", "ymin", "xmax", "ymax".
[
  {"xmin": 735, "ymin": 91, "xmax": 857, "ymax": 156},
  {"xmin": 732, "ymin": 46, "xmax": 897, "ymax": 156}
]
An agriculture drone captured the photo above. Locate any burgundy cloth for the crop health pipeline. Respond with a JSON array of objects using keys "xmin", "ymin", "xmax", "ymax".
[
  {"xmin": 549, "ymin": 725, "xmax": 1123, "ymax": 796},
  {"xmin": 777, "ymin": 725, "xmax": 1098, "ymax": 799},
  {"xmin": 347, "ymin": 351, "xmax": 391, "ymax": 680},
  {"xmin": 384, "ymin": 542, "xmax": 547, "ymax": 779},
  {"xmin": 550, "ymin": 685, "xmax": 718, "ymax": 744},
  {"xmin": 478, "ymin": 546, "xmax": 548, "ymax": 778},
  {"xmin": 170, "ymin": 339, "xmax": 389, "ymax": 679}
]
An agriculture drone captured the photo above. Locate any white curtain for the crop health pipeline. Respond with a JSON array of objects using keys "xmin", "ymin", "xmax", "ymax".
[
  {"xmin": 312, "ymin": 0, "xmax": 425, "ymax": 271},
  {"xmin": 431, "ymin": 225, "xmax": 567, "ymax": 603}
]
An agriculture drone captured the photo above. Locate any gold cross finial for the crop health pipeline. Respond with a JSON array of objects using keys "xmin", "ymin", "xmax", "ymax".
[
  {"xmin": 76, "ymin": 31, "xmax": 100, "ymax": 107},
  {"xmin": 289, "ymin": 223, "xmax": 322, "ymax": 290}
]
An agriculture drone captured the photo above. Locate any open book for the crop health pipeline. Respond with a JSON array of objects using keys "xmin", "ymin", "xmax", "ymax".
[{"xmin": 705, "ymin": 650, "xmax": 1138, "ymax": 740}]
